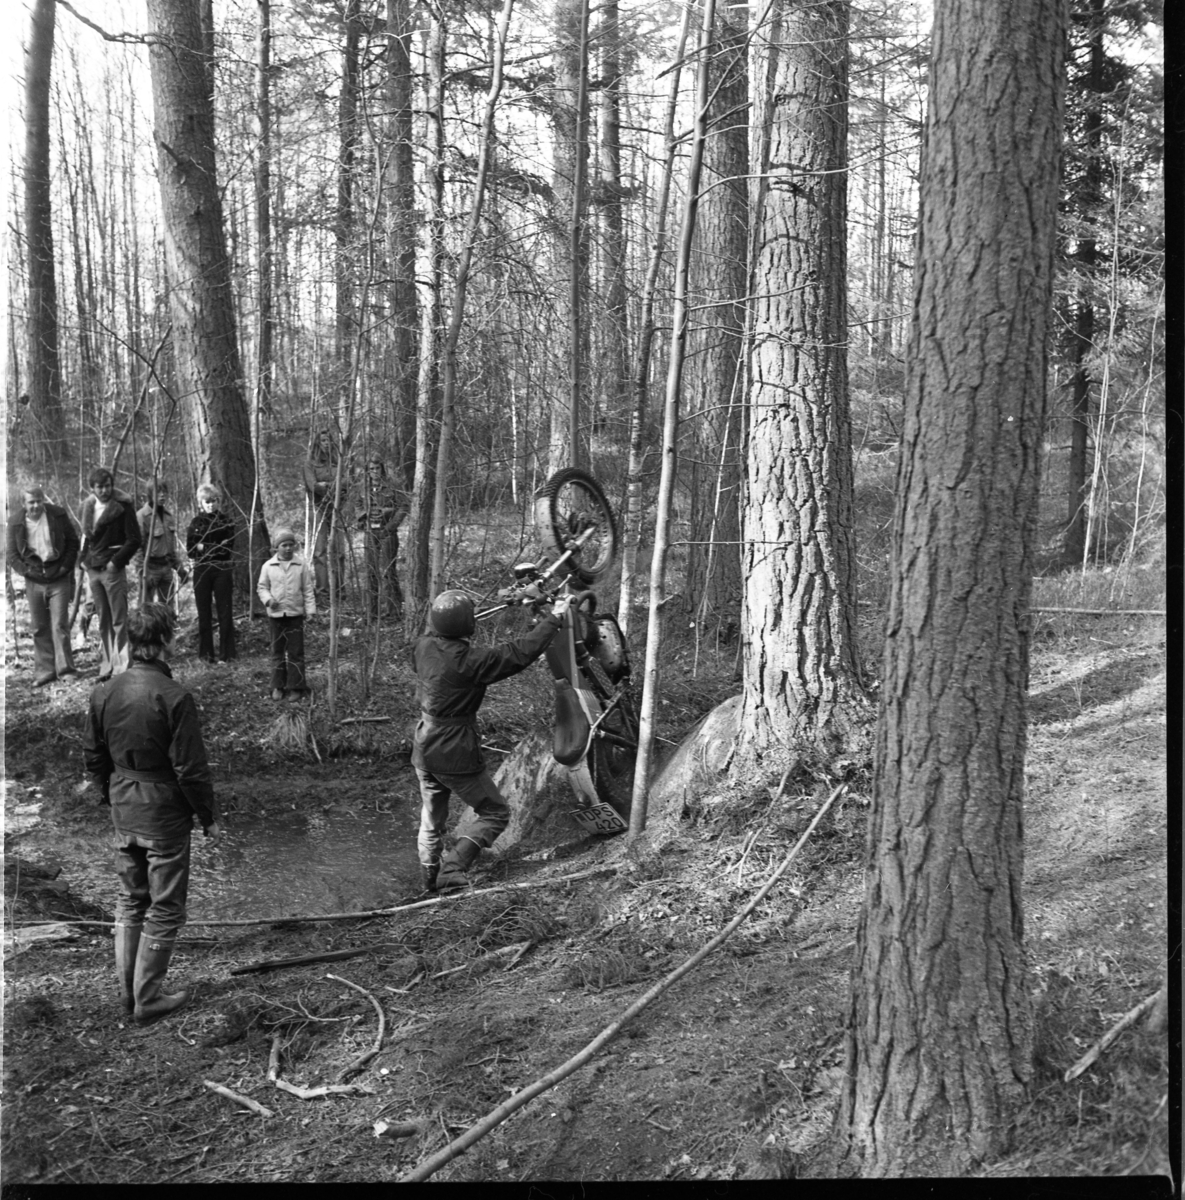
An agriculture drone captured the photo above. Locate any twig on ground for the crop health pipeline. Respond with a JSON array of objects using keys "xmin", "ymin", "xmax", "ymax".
[
  {"xmin": 338, "ymin": 716, "xmax": 391, "ymax": 725},
  {"xmin": 1064, "ymin": 987, "xmax": 1165, "ymax": 1082},
  {"xmin": 267, "ymin": 1032, "xmax": 282, "ymax": 1082},
  {"xmin": 202, "ymin": 1080, "xmax": 274, "ymax": 1118},
  {"xmin": 1034, "ymin": 607, "xmax": 1166, "ymax": 616},
  {"xmin": 326, "ymin": 973, "xmax": 386, "ymax": 1082},
  {"xmin": 430, "ymin": 941, "xmax": 532, "ymax": 979},
  {"xmin": 274, "ymin": 1079, "xmax": 376, "ymax": 1100},
  {"xmin": 399, "ymin": 784, "xmax": 848, "ymax": 1182},
  {"xmin": 383, "ymin": 971, "xmax": 425, "ymax": 995},
  {"xmin": 231, "ymin": 942, "xmax": 398, "ymax": 975}
]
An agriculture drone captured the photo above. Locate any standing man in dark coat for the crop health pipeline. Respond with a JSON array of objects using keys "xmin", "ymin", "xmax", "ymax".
[
  {"xmin": 79, "ymin": 467, "xmax": 141, "ymax": 681},
  {"xmin": 84, "ymin": 604, "xmax": 221, "ymax": 1026},
  {"xmin": 412, "ymin": 589, "xmax": 571, "ymax": 892},
  {"xmin": 6, "ymin": 485, "xmax": 80, "ymax": 685}
]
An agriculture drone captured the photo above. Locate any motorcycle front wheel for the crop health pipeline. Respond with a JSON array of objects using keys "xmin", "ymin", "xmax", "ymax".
[{"xmin": 535, "ymin": 467, "xmax": 618, "ymax": 584}]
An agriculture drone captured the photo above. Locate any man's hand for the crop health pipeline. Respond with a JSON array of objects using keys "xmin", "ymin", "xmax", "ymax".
[
  {"xmin": 204, "ymin": 822, "xmax": 223, "ymax": 848},
  {"xmin": 551, "ymin": 593, "xmax": 573, "ymax": 618}
]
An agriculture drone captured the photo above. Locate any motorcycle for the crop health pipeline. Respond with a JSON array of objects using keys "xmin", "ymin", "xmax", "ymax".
[{"xmin": 477, "ymin": 468, "xmax": 638, "ymax": 836}]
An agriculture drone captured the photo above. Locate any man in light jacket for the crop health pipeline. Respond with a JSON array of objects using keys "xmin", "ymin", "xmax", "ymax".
[{"xmin": 7, "ymin": 485, "xmax": 80, "ymax": 685}]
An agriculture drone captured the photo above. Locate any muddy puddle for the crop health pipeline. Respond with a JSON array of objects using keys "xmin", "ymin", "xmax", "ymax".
[{"xmin": 7, "ymin": 778, "xmax": 426, "ymax": 924}]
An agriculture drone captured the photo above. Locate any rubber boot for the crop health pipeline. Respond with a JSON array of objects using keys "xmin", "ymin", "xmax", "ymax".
[
  {"xmin": 435, "ymin": 837, "xmax": 482, "ymax": 893},
  {"xmin": 133, "ymin": 936, "xmax": 189, "ymax": 1027},
  {"xmin": 421, "ymin": 864, "xmax": 439, "ymax": 894},
  {"xmin": 114, "ymin": 924, "xmax": 142, "ymax": 1013}
]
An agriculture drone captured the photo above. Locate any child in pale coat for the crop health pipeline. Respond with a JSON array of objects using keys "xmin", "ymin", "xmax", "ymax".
[{"xmin": 256, "ymin": 528, "xmax": 316, "ymax": 700}]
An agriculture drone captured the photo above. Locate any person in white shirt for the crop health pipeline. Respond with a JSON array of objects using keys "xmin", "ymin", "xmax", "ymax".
[{"xmin": 256, "ymin": 528, "xmax": 316, "ymax": 701}]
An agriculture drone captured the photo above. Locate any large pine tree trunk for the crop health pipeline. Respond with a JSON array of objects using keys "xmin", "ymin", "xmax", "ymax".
[
  {"xmin": 385, "ymin": 0, "xmax": 419, "ymax": 498},
  {"xmin": 836, "ymin": 0, "xmax": 1065, "ymax": 1176},
  {"xmin": 548, "ymin": 0, "xmax": 589, "ymax": 473},
  {"xmin": 683, "ymin": 0, "xmax": 747, "ymax": 628},
  {"xmin": 146, "ymin": 0, "xmax": 266, "ymax": 595},
  {"xmin": 736, "ymin": 0, "xmax": 863, "ymax": 767},
  {"xmin": 24, "ymin": 0, "xmax": 67, "ymax": 468}
]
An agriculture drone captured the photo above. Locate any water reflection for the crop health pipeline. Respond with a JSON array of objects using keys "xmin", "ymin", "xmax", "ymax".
[{"xmin": 190, "ymin": 804, "xmax": 424, "ymax": 923}]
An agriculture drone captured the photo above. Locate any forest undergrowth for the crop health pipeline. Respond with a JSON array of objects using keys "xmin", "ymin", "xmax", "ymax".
[{"xmin": 1, "ymin": 548, "xmax": 1168, "ymax": 1183}]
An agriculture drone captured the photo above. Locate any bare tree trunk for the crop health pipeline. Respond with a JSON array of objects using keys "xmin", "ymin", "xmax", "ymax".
[
  {"xmin": 429, "ymin": 0, "xmax": 515, "ymax": 593},
  {"xmin": 24, "ymin": 0, "xmax": 67, "ymax": 468},
  {"xmin": 386, "ymin": 0, "xmax": 418, "ymax": 498},
  {"xmin": 617, "ymin": 7, "xmax": 692, "ymax": 641},
  {"xmin": 145, "ymin": 0, "xmax": 267, "ymax": 596},
  {"xmin": 336, "ymin": 0, "xmax": 362, "ymax": 392},
  {"xmin": 628, "ymin": 0, "xmax": 716, "ymax": 839},
  {"xmin": 736, "ymin": 0, "xmax": 864, "ymax": 769},
  {"xmin": 835, "ymin": 0, "xmax": 1065, "ymax": 1176},
  {"xmin": 595, "ymin": 0, "xmax": 629, "ymax": 452},
  {"xmin": 548, "ymin": 0, "xmax": 590, "ymax": 473},
  {"xmin": 683, "ymin": 0, "xmax": 747, "ymax": 628},
  {"xmin": 406, "ymin": 8, "xmax": 445, "ymax": 621}
]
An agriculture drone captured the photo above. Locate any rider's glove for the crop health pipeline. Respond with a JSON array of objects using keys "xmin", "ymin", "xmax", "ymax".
[{"xmin": 551, "ymin": 594, "xmax": 573, "ymax": 618}]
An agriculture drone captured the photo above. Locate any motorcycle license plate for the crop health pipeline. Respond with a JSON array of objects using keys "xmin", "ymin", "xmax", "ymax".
[{"xmin": 569, "ymin": 802, "xmax": 628, "ymax": 835}]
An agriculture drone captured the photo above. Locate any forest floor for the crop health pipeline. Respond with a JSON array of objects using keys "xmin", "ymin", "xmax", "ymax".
[{"xmin": 1, "ymin": 580, "xmax": 1170, "ymax": 1184}]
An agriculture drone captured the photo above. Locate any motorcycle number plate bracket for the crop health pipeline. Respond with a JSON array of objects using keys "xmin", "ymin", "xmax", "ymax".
[{"xmin": 568, "ymin": 801, "xmax": 628, "ymax": 836}]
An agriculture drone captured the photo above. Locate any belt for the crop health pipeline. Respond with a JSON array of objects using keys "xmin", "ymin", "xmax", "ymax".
[
  {"xmin": 148, "ymin": 557, "xmax": 172, "ymax": 566},
  {"xmin": 113, "ymin": 765, "xmax": 176, "ymax": 783},
  {"xmin": 419, "ymin": 713, "xmax": 477, "ymax": 727}
]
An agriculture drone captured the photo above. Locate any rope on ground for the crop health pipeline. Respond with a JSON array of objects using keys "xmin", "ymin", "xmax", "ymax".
[
  {"xmin": 398, "ymin": 782, "xmax": 848, "ymax": 1184},
  {"xmin": 10, "ymin": 865, "xmax": 620, "ymax": 930}
]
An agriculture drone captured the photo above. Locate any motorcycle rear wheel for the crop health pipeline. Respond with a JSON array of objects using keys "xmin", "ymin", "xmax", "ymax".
[
  {"xmin": 535, "ymin": 467, "xmax": 618, "ymax": 584},
  {"xmin": 583, "ymin": 658, "xmax": 638, "ymax": 820}
]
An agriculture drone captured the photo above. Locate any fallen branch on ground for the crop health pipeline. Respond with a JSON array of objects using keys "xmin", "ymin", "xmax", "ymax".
[
  {"xmin": 11, "ymin": 865, "xmax": 619, "ymax": 929},
  {"xmin": 203, "ymin": 1080, "xmax": 274, "ymax": 1118},
  {"xmin": 274, "ymin": 1079, "xmax": 376, "ymax": 1100},
  {"xmin": 1033, "ymin": 607, "xmax": 1166, "ymax": 616},
  {"xmin": 399, "ymin": 783, "xmax": 848, "ymax": 1183},
  {"xmin": 327, "ymin": 973, "xmax": 386, "ymax": 1082},
  {"xmin": 1064, "ymin": 987, "xmax": 1165, "ymax": 1082},
  {"xmin": 231, "ymin": 942, "xmax": 399, "ymax": 975},
  {"xmin": 338, "ymin": 716, "xmax": 391, "ymax": 725},
  {"xmin": 430, "ymin": 941, "xmax": 531, "ymax": 979}
]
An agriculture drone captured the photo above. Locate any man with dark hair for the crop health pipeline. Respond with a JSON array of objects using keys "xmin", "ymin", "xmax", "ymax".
[
  {"xmin": 84, "ymin": 603, "xmax": 221, "ymax": 1026},
  {"xmin": 79, "ymin": 468, "xmax": 141, "ymax": 681},
  {"xmin": 411, "ymin": 588, "xmax": 571, "ymax": 893},
  {"xmin": 6, "ymin": 485, "xmax": 80, "ymax": 685},
  {"xmin": 136, "ymin": 480, "xmax": 187, "ymax": 610}
]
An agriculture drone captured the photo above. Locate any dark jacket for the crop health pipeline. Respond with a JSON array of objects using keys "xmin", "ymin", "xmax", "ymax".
[
  {"xmin": 355, "ymin": 479, "xmax": 407, "ymax": 535},
  {"xmin": 303, "ymin": 449, "xmax": 345, "ymax": 506},
  {"xmin": 84, "ymin": 660, "xmax": 217, "ymax": 840},
  {"xmin": 6, "ymin": 503, "xmax": 79, "ymax": 584},
  {"xmin": 137, "ymin": 502, "xmax": 180, "ymax": 570},
  {"xmin": 79, "ymin": 494, "xmax": 141, "ymax": 572},
  {"xmin": 411, "ymin": 613, "xmax": 562, "ymax": 775},
  {"xmin": 186, "ymin": 509, "xmax": 236, "ymax": 568}
]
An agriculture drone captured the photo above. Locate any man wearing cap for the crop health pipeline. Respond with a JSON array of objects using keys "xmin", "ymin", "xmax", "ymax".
[
  {"xmin": 256, "ymin": 527, "xmax": 316, "ymax": 700},
  {"xmin": 6, "ymin": 485, "xmax": 80, "ymax": 685},
  {"xmin": 136, "ymin": 481, "xmax": 188, "ymax": 611},
  {"xmin": 412, "ymin": 588, "xmax": 572, "ymax": 893}
]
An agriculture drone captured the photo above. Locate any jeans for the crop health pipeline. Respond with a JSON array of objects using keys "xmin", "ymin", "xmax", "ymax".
[
  {"xmin": 26, "ymin": 575, "xmax": 75, "ymax": 682},
  {"xmin": 269, "ymin": 615, "xmax": 307, "ymax": 691},
  {"xmin": 139, "ymin": 564, "xmax": 176, "ymax": 610},
  {"xmin": 194, "ymin": 565, "xmax": 235, "ymax": 661},
  {"xmin": 415, "ymin": 766, "xmax": 510, "ymax": 870},
  {"xmin": 86, "ymin": 565, "xmax": 129, "ymax": 678},
  {"xmin": 114, "ymin": 832, "xmax": 191, "ymax": 939}
]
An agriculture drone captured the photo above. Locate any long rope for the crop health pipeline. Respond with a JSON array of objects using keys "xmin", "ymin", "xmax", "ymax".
[{"xmin": 398, "ymin": 782, "xmax": 848, "ymax": 1183}]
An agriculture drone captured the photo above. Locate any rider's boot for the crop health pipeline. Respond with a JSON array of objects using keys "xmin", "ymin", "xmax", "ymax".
[
  {"xmin": 421, "ymin": 863, "xmax": 439, "ymax": 894},
  {"xmin": 114, "ymin": 923, "xmax": 142, "ymax": 1013},
  {"xmin": 133, "ymin": 935, "xmax": 189, "ymax": 1027},
  {"xmin": 435, "ymin": 837, "xmax": 482, "ymax": 893}
]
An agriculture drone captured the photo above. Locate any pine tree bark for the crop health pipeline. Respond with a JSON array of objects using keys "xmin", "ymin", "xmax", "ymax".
[
  {"xmin": 146, "ymin": 0, "xmax": 267, "ymax": 594},
  {"xmin": 24, "ymin": 0, "xmax": 67, "ymax": 467},
  {"xmin": 385, "ymin": 0, "xmax": 419, "ymax": 497},
  {"xmin": 736, "ymin": 0, "xmax": 864, "ymax": 767},
  {"xmin": 683, "ymin": 0, "xmax": 747, "ymax": 627},
  {"xmin": 835, "ymin": 0, "xmax": 1065, "ymax": 1176}
]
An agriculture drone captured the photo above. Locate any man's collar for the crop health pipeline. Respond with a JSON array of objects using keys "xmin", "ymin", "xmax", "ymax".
[{"xmin": 131, "ymin": 659, "xmax": 174, "ymax": 678}]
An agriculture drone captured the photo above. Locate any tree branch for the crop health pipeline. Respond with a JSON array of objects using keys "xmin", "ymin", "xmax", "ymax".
[{"xmin": 55, "ymin": 0, "xmax": 166, "ymax": 45}]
